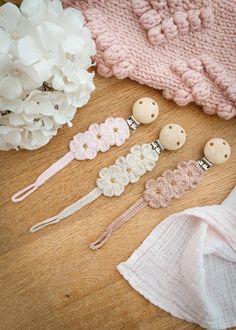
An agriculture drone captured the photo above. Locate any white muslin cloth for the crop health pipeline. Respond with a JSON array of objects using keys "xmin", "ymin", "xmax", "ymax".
[{"xmin": 117, "ymin": 186, "xmax": 236, "ymax": 329}]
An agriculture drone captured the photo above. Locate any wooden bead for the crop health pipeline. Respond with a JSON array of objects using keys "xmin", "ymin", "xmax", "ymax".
[
  {"xmin": 132, "ymin": 97, "xmax": 159, "ymax": 124},
  {"xmin": 159, "ymin": 123, "xmax": 186, "ymax": 151},
  {"xmin": 204, "ymin": 138, "xmax": 231, "ymax": 165}
]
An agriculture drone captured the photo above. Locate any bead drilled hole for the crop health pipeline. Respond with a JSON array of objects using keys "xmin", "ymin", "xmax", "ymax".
[
  {"xmin": 181, "ymin": 130, "xmax": 184, "ymax": 133},
  {"xmin": 176, "ymin": 141, "xmax": 180, "ymax": 146},
  {"xmin": 83, "ymin": 143, "xmax": 88, "ymax": 149},
  {"xmin": 110, "ymin": 178, "xmax": 116, "ymax": 183},
  {"xmin": 210, "ymin": 142, "xmax": 214, "ymax": 146},
  {"xmin": 96, "ymin": 134, "xmax": 101, "ymax": 140},
  {"xmin": 140, "ymin": 154, "xmax": 145, "ymax": 160},
  {"xmin": 151, "ymin": 113, "xmax": 155, "ymax": 118},
  {"xmin": 139, "ymin": 101, "xmax": 143, "ymax": 104},
  {"xmin": 169, "ymin": 125, "xmax": 172, "ymax": 129},
  {"xmin": 113, "ymin": 128, "xmax": 118, "ymax": 133},
  {"xmin": 152, "ymin": 102, "xmax": 155, "ymax": 105},
  {"xmin": 224, "ymin": 154, "xmax": 228, "ymax": 158},
  {"xmin": 223, "ymin": 141, "xmax": 226, "ymax": 145}
]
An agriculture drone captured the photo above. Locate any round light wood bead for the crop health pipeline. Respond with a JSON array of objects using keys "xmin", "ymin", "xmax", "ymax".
[
  {"xmin": 132, "ymin": 97, "xmax": 159, "ymax": 124},
  {"xmin": 204, "ymin": 138, "xmax": 231, "ymax": 165},
  {"xmin": 159, "ymin": 123, "xmax": 186, "ymax": 151}
]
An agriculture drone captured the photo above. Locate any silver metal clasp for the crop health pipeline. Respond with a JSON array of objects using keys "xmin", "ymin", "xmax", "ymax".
[
  {"xmin": 197, "ymin": 157, "xmax": 213, "ymax": 172},
  {"xmin": 126, "ymin": 116, "xmax": 140, "ymax": 131},
  {"xmin": 151, "ymin": 139, "xmax": 164, "ymax": 154}
]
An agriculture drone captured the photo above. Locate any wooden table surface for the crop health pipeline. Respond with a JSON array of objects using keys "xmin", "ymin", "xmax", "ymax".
[{"xmin": 0, "ymin": 75, "xmax": 236, "ymax": 330}]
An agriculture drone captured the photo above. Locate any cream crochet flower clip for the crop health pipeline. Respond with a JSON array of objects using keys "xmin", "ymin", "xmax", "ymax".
[
  {"xmin": 115, "ymin": 154, "xmax": 145, "ymax": 183},
  {"xmin": 129, "ymin": 144, "xmax": 158, "ymax": 171},
  {"xmin": 97, "ymin": 144, "xmax": 159, "ymax": 196},
  {"xmin": 96, "ymin": 165, "xmax": 129, "ymax": 197},
  {"xmin": 30, "ymin": 142, "xmax": 161, "ymax": 232}
]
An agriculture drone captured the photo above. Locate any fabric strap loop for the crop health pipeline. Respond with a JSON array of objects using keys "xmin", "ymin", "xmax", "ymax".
[
  {"xmin": 11, "ymin": 151, "xmax": 74, "ymax": 203},
  {"xmin": 90, "ymin": 198, "xmax": 147, "ymax": 249},
  {"xmin": 30, "ymin": 188, "xmax": 102, "ymax": 232}
]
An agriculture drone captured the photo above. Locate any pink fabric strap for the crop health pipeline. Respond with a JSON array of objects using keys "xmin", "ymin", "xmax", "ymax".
[
  {"xmin": 90, "ymin": 198, "xmax": 148, "ymax": 249},
  {"xmin": 11, "ymin": 151, "xmax": 74, "ymax": 202}
]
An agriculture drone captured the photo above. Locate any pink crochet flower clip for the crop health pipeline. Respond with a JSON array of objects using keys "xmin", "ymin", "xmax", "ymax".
[
  {"xmin": 11, "ymin": 116, "xmax": 130, "ymax": 202},
  {"xmin": 143, "ymin": 177, "xmax": 172, "ymax": 208},
  {"xmin": 69, "ymin": 131, "xmax": 98, "ymax": 160},
  {"xmin": 102, "ymin": 117, "xmax": 130, "ymax": 146},
  {"xmin": 69, "ymin": 118, "xmax": 129, "ymax": 159},
  {"xmin": 90, "ymin": 134, "xmax": 232, "ymax": 250},
  {"xmin": 143, "ymin": 160, "xmax": 204, "ymax": 207},
  {"xmin": 11, "ymin": 96, "xmax": 160, "ymax": 203},
  {"xmin": 88, "ymin": 123, "xmax": 112, "ymax": 152},
  {"xmin": 177, "ymin": 160, "xmax": 204, "ymax": 188}
]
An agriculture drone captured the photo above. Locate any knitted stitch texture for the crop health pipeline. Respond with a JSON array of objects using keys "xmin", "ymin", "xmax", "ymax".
[{"xmin": 62, "ymin": 0, "xmax": 236, "ymax": 120}]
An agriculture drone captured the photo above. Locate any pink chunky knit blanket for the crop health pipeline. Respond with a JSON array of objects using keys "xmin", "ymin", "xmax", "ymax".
[{"xmin": 62, "ymin": 0, "xmax": 236, "ymax": 120}]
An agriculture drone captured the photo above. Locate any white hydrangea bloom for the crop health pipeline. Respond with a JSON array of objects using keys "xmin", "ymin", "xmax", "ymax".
[{"xmin": 0, "ymin": 0, "xmax": 96, "ymax": 150}]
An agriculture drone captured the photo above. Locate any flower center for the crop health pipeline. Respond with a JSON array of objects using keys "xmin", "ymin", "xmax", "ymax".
[
  {"xmin": 127, "ymin": 168, "xmax": 132, "ymax": 173},
  {"xmin": 96, "ymin": 133, "xmax": 101, "ymax": 140},
  {"xmin": 113, "ymin": 127, "xmax": 119, "ymax": 133},
  {"xmin": 12, "ymin": 70, "xmax": 19, "ymax": 77},
  {"xmin": 45, "ymin": 50, "xmax": 52, "ymax": 59},
  {"xmin": 11, "ymin": 31, "xmax": 19, "ymax": 40},
  {"xmin": 171, "ymin": 180, "xmax": 176, "ymax": 186},
  {"xmin": 156, "ymin": 188, "xmax": 161, "ymax": 194},
  {"xmin": 83, "ymin": 143, "xmax": 88, "ymax": 149},
  {"xmin": 187, "ymin": 171, "xmax": 192, "ymax": 177},
  {"xmin": 110, "ymin": 178, "xmax": 116, "ymax": 183},
  {"xmin": 139, "ymin": 154, "xmax": 145, "ymax": 160}
]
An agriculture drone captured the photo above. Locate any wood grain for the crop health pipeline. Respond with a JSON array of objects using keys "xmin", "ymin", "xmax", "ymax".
[{"xmin": 0, "ymin": 75, "xmax": 236, "ymax": 330}]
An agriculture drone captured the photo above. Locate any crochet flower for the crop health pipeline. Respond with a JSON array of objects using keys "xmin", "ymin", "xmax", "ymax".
[
  {"xmin": 69, "ymin": 131, "xmax": 98, "ymax": 160},
  {"xmin": 96, "ymin": 164, "xmax": 129, "ymax": 197},
  {"xmin": 143, "ymin": 177, "xmax": 172, "ymax": 208},
  {"xmin": 162, "ymin": 168, "xmax": 188, "ymax": 198},
  {"xmin": 115, "ymin": 154, "xmax": 145, "ymax": 183},
  {"xmin": 102, "ymin": 117, "xmax": 129, "ymax": 146},
  {"xmin": 177, "ymin": 160, "xmax": 204, "ymax": 188},
  {"xmin": 130, "ymin": 144, "xmax": 159, "ymax": 171},
  {"xmin": 88, "ymin": 123, "xmax": 112, "ymax": 152}
]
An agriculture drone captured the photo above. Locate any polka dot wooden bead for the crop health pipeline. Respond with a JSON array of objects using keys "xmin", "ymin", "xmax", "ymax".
[
  {"xmin": 159, "ymin": 123, "xmax": 186, "ymax": 151},
  {"xmin": 204, "ymin": 138, "xmax": 231, "ymax": 165},
  {"xmin": 132, "ymin": 97, "xmax": 159, "ymax": 124}
]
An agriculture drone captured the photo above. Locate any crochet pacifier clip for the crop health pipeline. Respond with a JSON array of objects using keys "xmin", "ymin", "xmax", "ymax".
[
  {"xmin": 90, "ymin": 138, "xmax": 231, "ymax": 249},
  {"xmin": 30, "ymin": 123, "xmax": 186, "ymax": 232},
  {"xmin": 12, "ymin": 97, "xmax": 159, "ymax": 202}
]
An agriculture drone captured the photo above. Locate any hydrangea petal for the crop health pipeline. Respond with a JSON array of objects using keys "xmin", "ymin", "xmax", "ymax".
[
  {"xmin": 18, "ymin": 36, "xmax": 44, "ymax": 66},
  {"xmin": 0, "ymin": 3, "xmax": 21, "ymax": 30},
  {"xmin": 0, "ymin": 74, "xmax": 23, "ymax": 100}
]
